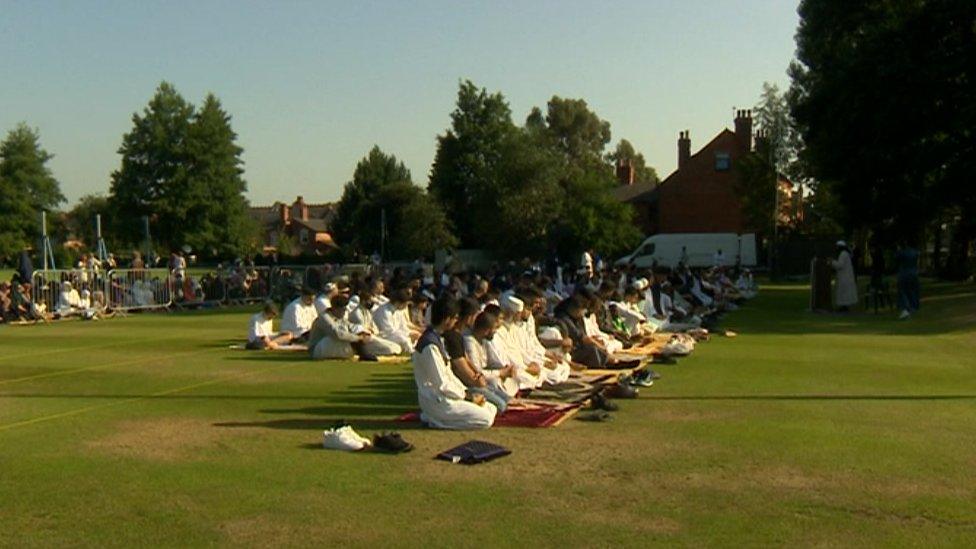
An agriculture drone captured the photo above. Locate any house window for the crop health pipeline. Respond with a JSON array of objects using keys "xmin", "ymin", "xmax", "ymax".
[
  {"xmin": 715, "ymin": 152, "xmax": 731, "ymax": 171},
  {"xmin": 299, "ymin": 229, "xmax": 309, "ymax": 244}
]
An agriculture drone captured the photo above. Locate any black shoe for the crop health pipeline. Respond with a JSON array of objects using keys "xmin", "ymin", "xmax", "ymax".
[
  {"xmin": 358, "ymin": 353, "xmax": 379, "ymax": 362},
  {"xmin": 653, "ymin": 355, "xmax": 677, "ymax": 365},
  {"xmin": 604, "ymin": 382, "xmax": 639, "ymax": 399},
  {"xmin": 646, "ymin": 368, "xmax": 662, "ymax": 380},
  {"xmin": 577, "ymin": 410, "xmax": 613, "ymax": 422},
  {"xmin": 590, "ymin": 393, "xmax": 619, "ymax": 411},
  {"xmin": 373, "ymin": 432, "xmax": 414, "ymax": 453}
]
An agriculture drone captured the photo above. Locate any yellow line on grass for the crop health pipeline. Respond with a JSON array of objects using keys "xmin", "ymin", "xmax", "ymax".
[
  {"xmin": 0, "ymin": 346, "xmax": 223, "ymax": 386},
  {"xmin": 0, "ymin": 361, "xmax": 303, "ymax": 432}
]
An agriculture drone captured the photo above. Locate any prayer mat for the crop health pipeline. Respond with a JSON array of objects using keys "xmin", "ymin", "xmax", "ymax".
[
  {"xmin": 227, "ymin": 343, "xmax": 308, "ymax": 352},
  {"xmin": 397, "ymin": 402, "xmax": 580, "ymax": 428}
]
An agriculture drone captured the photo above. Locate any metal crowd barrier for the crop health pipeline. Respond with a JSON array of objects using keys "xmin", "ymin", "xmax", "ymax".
[
  {"xmin": 105, "ymin": 268, "xmax": 173, "ymax": 312},
  {"xmin": 31, "ymin": 269, "xmax": 108, "ymax": 316},
  {"xmin": 169, "ymin": 269, "xmax": 227, "ymax": 307},
  {"xmin": 222, "ymin": 265, "xmax": 272, "ymax": 304}
]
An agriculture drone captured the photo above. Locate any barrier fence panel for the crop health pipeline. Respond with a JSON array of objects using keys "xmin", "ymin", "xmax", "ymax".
[
  {"xmin": 223, "ymin": 266, "xmax": 272, "ymax": 304},
  {"xmin": 269, "ymin": 265, "xmax": 310, "ymax": 304},
  {"xmin": 170, "ymin": 269, "xmax": 227, "ymax": 307},
  {"xmin": 106, "ymin": 268, "xmax": 173, "ymax": 312},
  {"xmin": 31, "ymin": 269, "xmax": 108, "ymax": 317}
]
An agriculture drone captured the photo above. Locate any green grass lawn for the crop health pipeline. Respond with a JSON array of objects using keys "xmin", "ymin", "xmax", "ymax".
[{"xmin": 1, "ymin": 282, "xmax": 975, "ymax": 547}]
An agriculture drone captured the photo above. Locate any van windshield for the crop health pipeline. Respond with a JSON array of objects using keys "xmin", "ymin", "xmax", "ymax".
[{"xmin": 640, "ymin": 243, "xmax": 655, "ymax": 256}]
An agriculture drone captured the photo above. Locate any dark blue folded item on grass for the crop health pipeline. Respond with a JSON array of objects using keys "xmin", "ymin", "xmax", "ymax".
[{"xmin": 436, "ymin": 440, "xmax": 511, "ymax": 464}]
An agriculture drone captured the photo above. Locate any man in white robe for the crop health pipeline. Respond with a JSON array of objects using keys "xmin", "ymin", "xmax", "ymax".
[
  {"xmin": 348, "ymin": 291, "xmax": 402, "ymax": 356},
  {"xmin": 373, "ymin": 289, "xmax": 417, "ymax": 351},
  {"xmin": 831, "ymin": 241, "xmax": 858, "ymax": 311},
  {"xmin": 307, "ymin": 295, "xmax": 377, "ymax": 360},
  {"xmin": 493, "ymin": 299, "xmax": 545, "ymax": 390},
  {"xmin": 412, "ymin": 297, "xmax": 496, "ymax": 430},
  {"xmin": 313, "ymin": 282, "xmax": 338, "ymax": 316},
  {"xmin": 280, "ymin": 288, "xmax": 318, "ymax": 341}
]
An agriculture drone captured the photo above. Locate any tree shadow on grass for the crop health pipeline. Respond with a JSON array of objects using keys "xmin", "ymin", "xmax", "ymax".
[
  {"xmin": 212, "ymin": 371, "xmax": 423, "ymax": 432},
  {"xmin": 214, "ymin": 417, "xmax": 424, "ymax": 432}
]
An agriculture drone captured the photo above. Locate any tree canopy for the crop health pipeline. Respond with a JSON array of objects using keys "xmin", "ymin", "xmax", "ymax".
[
  {"xmin": 428, "ymin": 81, "xmax": 643, "ymax": 259},
  {"xmin": 0, "ymin": 124, "xmax": 64, "ymax": 259},
  {"xmin": 108, "ymin": 83, "xmax": 255, "ymax": 257},
  {"xmin": 334, "ymin": 146, "xmax": 456, "ymax": 260},
  {"xmin": 789, "ymin": 0, "xmax": 976, "ymax": 275}
]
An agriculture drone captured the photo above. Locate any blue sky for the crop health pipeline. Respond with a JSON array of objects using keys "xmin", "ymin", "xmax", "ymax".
[{"xmin": 0, "ymin": 0, "xmax": 800, "ymax": 207}]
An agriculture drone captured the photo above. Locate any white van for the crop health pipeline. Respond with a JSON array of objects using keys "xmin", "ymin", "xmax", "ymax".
[{"xmin": 616, "ymin": 233, "xmax": 757, "ymax": 269}]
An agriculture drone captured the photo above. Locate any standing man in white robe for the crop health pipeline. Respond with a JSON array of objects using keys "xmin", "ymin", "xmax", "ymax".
[{"xmin": 831, "ymin": 241, "xmax": 858, "ymax": 312}]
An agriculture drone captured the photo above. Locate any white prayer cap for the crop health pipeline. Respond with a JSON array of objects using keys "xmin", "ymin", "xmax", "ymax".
[
  {"xmin": 836, "ymin": 240, "xmax": 847, "ymax": 247},
  {"xmin": 322, "ymin": 282, "xmax": 336, "ymax": 293},
  {"xmin": 501, "ymin": 295, "xmax": 524, "ymax": 312},
  {"xmin": 348, "ymin": 295, "xmax": 360, "ymax": 307},
  {"xmin": 538, "ymin": 326, "xmax": 563, "ymax": 341}
]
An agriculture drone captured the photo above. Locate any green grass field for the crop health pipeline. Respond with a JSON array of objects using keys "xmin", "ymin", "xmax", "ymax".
[{"xmin": 2, "ymin": 282, "xmax": 975, "ymax": 547}]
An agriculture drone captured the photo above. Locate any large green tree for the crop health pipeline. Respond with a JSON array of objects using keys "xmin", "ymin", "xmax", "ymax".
[
  {"xmin": 430, "ymin": 82, "xmax": 641, "ymax": 258},
  {"xmin": 109, "ymin": 83, "xmax": 254, "ymax": 256},
  {"xmin": 0, "ymin": 123, "xmax": 65, "ymax": 259},
  {"xmin": 183, "ymin": 94, "xmax": 255, "ymax": 256},
  {"xmin": 109, "ymin": 82, "xmax": 195, "ymax": 250},
  {"xmin": 789, "ymin": 0, "xmax": 976, "ymax": 275},
  {"xmin": 334, "ymin": 146, "xmax": 456, "ymax": 259},
  {"xmin": 428, "ymin": 80, "xmax": 520, "ymax": 247}
]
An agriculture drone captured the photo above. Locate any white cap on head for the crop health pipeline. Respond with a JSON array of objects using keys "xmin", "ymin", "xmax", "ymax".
[
  {"xmin": 836, "ymin": 240, "xmax": 847, "ymax": 247},
  {"xmin": 323, "ymin": 282, "xmax": 336, "ymax": 293},
  {"xmin": 501, "ymin": 294, "xmax": 524, "ymax": 313}
]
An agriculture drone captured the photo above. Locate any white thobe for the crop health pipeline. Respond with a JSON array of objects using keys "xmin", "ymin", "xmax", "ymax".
[
  {"xmin": 280, "ymin": 298, "xmax": 317, "ymax": 337},
  {"xmin": 412, "ymin": 345, "xmax": 496, "ymax": 430}
]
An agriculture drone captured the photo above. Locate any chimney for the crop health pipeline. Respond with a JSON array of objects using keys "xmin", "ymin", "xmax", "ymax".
[
  {"xmin": 279, "ymin": 202, "xmax": 290, "ymax": 225},
  {"xmin": 754, "ymin": 128, "xmax": 769, "ymax": 158},
  {"xmin": 678, "ymin": 130, "xmax": 691, "ymax": 169},
  {"xmin": 292, "ymin": 196, "xmax": 309, "ymax": 222},
  {"xmin": 615, "ymin": 158, "xmax": 635, "ymax": 185},
  {"xmin": 734, "ymin": 109, "xmax": 753, "ymax": 152}
]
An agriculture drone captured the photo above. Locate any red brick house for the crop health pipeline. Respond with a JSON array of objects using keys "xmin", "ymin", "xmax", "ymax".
[
  {"xmin": 614, "ymin": 110, "xmax": 797, "ymax": 235},
  {"xmin": 249, "ymin": 196, "xmax": 337, "ymax": 254}
]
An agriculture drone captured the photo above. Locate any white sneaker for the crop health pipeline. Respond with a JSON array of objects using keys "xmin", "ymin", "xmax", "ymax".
[
  {"xmin": 322, "ymin": 426, "xmax": 367, "ymax": 451},
  {"xmin": 343, "ymin": 425, "xmax": 372, "ymax": 448},
  {"xmin": 898, "ymin": 310, "xmax": 911, "ymax": 320}
]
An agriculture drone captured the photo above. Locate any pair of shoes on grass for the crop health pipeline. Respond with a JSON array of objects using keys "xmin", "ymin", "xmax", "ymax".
[
  {"xmin": 323, "ymin": 424, "xmax": 372, "ymax": 451},
  {"xmin": 322, "ymin": 421, "xmax": 413, "ymax": 453},
  {"xmin": 627, "ymin": 369, "xmax": 658, "ymax": 387}
]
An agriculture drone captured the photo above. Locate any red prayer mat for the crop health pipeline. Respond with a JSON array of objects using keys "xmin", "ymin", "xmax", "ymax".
[{"xmin": 397, "ymin": 402, "xmax": 580, "ymax": 428}]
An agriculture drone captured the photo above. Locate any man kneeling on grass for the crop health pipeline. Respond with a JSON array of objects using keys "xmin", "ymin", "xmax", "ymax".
[
  {"xmin": 412, "ymin": 296, "xmax": 496, "ymax": 430},
  {"xmin": 246, "ymin": 302, "xmax": 293, "ymax": 350},
  {"xmin": 307, "ymin": 294, "xmax": 380, "ymax": 361}
]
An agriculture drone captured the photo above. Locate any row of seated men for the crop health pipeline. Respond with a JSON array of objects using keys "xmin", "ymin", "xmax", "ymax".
[{"xmin": 245, "ymin": 264, "xmax": 756, "ymax": 429}]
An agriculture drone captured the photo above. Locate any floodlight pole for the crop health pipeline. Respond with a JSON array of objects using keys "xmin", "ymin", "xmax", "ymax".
[
  {"xmin": 142, "ymin": 215, "xmax": 153, "ymax": 265},
  {"xmin": 380, "ymin": 208, "xmax": 387, "ymax": 262},
  {"xmin": 95, "ymin": 214, "xmax": 109, "ymax": 263},
  {"xmin": 41, "ymin": 210, "xmax": 56, "ymax": 270}
]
